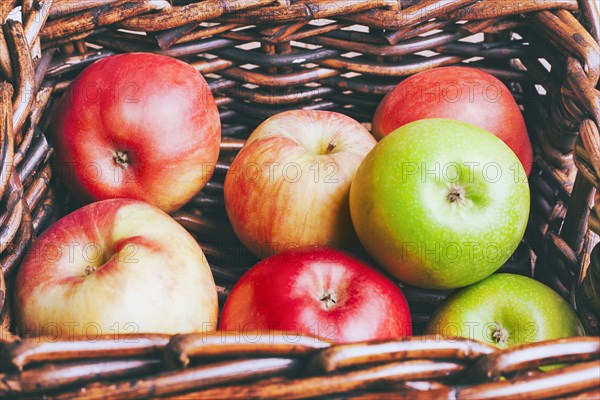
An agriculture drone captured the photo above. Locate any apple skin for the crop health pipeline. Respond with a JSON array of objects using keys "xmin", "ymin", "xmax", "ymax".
[
  {"xmin": 350, "ymin": 118, "xmax": 530, "ymax": 290},
  {"xmin": 426, "ymin": 273, "xmax": 585, "ymax": 348},
  {"xmin": 49, "ymin": 52, "xmax": 221, "ymax": 213},
  {"xmin": 372, "ymin": 66, "xmax": 533, "ymax": 175},
  {"xmin": 219, "ymin": 247, "xmax": 412, "ymax": 343},
  {"xmin": 224, "ymin": 110, "xmax": 376, "ymax": 259},
  {"xmin": 14, "ymin": 199, "xmax": 218, "ymax": 338}
]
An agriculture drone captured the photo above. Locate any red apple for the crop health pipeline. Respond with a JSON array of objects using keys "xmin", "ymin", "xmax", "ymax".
[
  {"xmin": 372, "ymin": 66, "xmax": 533, "ymax": 175},
  {"xmin": 224, "ymin": 110, "xmax": 376, "ymax": 259},
  {"xmin": 220, "ymin": 247, "xmax": 412, "ymax": 343},
  {"xmin": 14, "ymin": 199, "xmax": 218, "ymax": 339},
  {"xmin": 49, "ymin": 52, "xmax": 221, "ymax": 213}
]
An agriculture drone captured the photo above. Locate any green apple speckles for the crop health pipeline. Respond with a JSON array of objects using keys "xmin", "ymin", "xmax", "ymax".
[
  {"xmin": 350, "ymin": 118, "xmax": 530, "ymax": 289},
  {"xmin": 426, "ymin": 274, "xmax": 585, "ymax": 348}
]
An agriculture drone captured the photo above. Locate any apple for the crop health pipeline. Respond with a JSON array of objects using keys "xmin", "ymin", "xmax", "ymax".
[
  {"xmin": 219, "ymin": 247, "xmax": 412, "ymax": 343},
  {"xmin": 14, "ymin": 199, "xmax": 218, "ymax": 339},
  {"xmin": 49, "ymin": 52, "xmax": 221, "ymax": 213},
  {"xmin": 224, "ymin": 110, "xmax": 376, "ymax": 259},
  {"xmin": 426, "ymin": 273, "xmax": 585, "ymax": 348},
  {"xmin": 372, "ymin": 66, "xmax": 533, "ymax": 175},
  {"xmin": 350, "ymin": 118, "xmax": 530, "ymax": 290}
]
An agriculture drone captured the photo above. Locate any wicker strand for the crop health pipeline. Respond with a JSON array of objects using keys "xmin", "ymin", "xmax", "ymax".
[
  {"xmin": 3, "ymin": 20, "xmax": 35, "ymax": 138},
  {"xmin": 40, "ymin": 0, "xmax": 171, "ymax": 41},
  {"xmin": 0, "ymin": 1, "xmax": 598, "ymax": 398},
  {"xmin": 121, "ymin": 0, "xmax": 275, "ymax": 32}
]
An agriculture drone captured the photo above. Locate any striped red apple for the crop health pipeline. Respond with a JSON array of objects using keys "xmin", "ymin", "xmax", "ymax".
[{"xmin": 224, "ymin": 110, "xmax": 376, "ymax": 259}]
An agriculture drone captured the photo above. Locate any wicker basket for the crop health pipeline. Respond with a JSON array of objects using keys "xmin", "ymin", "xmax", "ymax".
[{"xmin": 1, "ymin": 0, "xmax": 599, "ymax": 398}]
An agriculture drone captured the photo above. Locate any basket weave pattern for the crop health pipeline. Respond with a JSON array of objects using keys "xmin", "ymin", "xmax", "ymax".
[{"xmin": 0, "ymin": 0, "xmax": 599, "ymax": 398}]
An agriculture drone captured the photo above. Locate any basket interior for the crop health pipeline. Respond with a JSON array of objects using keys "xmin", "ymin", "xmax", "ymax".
[{"xmin": 0, "ymin": 1, "xmax": 599, "ymax": 398}]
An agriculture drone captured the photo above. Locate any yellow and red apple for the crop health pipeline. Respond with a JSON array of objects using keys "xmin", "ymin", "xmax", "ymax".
[
  {"xmin": 224, "ymin": 110, "xmax": 376, "ymax": 259},
  {"xmin": 14, "ymin": 199, "xmax": 218, "ymax": 338}
]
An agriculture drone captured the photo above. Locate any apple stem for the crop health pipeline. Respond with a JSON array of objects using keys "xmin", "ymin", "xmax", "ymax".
[
  {"xmin": 319, "ymin": 293, "xmax": 337, "ymax": 309},
  {"xmin": 492, "ymin": 323, "xmax": 509, "ymax": 346},
  {"xmin": 113, "ymin": 150, "xmax": 130, "ymax": 170},
  {"xmin": 326, "ymin": 141, "xmax": 337, "ymax": 154},
  {"xmin": 447, "ymin": 185, "xmax": 466, "ymax": 204},
  {"xmin": 85, "ymin": 265, "xmax": 97, "ymax": 276}
]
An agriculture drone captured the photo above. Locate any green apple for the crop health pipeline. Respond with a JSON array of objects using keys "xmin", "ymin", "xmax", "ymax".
[
  {"xmin": 426, "ymin": 273, "xmax": 585, "ymax": 348},
  {"xmin": 350, "ymin": 118, "xmax": 530, "ymax": 289}
]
